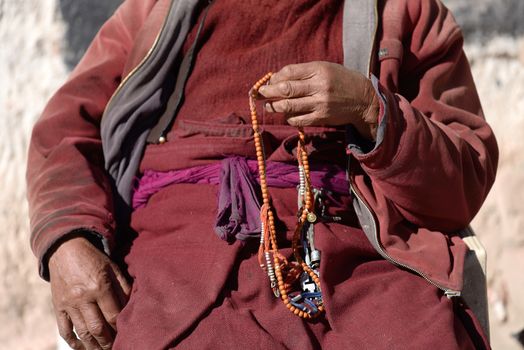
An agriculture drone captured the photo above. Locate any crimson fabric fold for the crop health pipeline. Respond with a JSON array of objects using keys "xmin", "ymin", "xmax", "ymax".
[{"xmin": 133, "ymin": 157, "xmax": 348, "ymax": 242}]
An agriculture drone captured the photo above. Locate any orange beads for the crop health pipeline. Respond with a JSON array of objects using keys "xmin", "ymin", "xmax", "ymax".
[{"xmin": 250, "ymin": 73, "xmax": 323, "ymax": 320}]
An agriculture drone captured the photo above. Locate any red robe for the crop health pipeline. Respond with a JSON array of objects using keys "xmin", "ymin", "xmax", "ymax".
[{"xmin": 27, "ymin": 0, "xmax": 497, "ymax": 348}]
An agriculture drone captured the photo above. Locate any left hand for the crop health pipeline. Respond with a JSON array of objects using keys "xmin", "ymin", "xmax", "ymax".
[
  {"xmin": 257, "ymin": 61, "xmax": 379, "ymax": 140},
  {"xmin": 49, "ymin": 236, "xmax": 131, "ymax": 350}
]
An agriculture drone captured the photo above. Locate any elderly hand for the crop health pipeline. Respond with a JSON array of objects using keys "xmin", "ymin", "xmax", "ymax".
[
  {"xmin": 49, "ymin": 236, "xmax": 131, "ymax": 350},
  {"xmin": 258, "ymin": 61, "xmax": 379, "ymax": 140}
]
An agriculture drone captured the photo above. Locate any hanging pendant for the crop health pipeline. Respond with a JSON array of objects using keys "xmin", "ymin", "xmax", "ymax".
[{"xmin": 306, "ymin": 212, "xmax": 317, "ymax": 223}]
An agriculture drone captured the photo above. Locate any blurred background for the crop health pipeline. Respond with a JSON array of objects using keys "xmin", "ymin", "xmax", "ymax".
[{"xmin": 1, "ymin": 0, "xmax": 523, "ymax": 348}]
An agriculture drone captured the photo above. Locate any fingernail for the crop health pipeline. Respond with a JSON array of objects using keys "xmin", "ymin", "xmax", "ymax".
[{"xmin": 258, "ymin": 86, "xmax": 266, "ymax": 95}]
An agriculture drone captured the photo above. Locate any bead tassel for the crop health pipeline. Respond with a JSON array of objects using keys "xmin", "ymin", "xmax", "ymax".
[{"xmin": 249, "ymin": 73, "xmax": 323, "ymax": 319}]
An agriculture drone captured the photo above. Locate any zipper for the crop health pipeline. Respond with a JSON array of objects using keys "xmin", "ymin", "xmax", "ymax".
[
  {"xmin": 102, "ymin": 0, "xmax": 175, "ymax": 120},
  {"xmin": 357, "ymin": 1, "xmax": 460, "ymax": 299},
  {"xmin": 348, "ymin": 174, "xmax": 461, "ymax": 298}
]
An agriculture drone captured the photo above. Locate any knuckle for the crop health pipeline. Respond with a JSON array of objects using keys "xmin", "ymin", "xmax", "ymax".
[
  {"xmin": 76, "ymin": 328, "xmax": 91, "ymax": 341},
  {"xmin": 278, "ymin": 81, "xmax": 293, "ymax": 97},
  {"xmin": 281, "ymin": 65, "xmax": 293, "ymax": 77},
  {"xmin": 282, "ymin": 99, "xmax": 293, "ymax": 113},
  {"xmin": 69, "ymin": 286, "xmax": 88, "ymax": 300},
  {"xmin": 68, "ymin": 275, "xmax": 112, "ymax": 302},
  {"xmin": 87, "ymin": 321, "xmax": 106, "ymax": 337}
]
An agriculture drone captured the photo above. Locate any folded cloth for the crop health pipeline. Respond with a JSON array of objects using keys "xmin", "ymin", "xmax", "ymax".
[{"xmin": 133, "ymin": 157, "xmax": 348, "ymax": 242}]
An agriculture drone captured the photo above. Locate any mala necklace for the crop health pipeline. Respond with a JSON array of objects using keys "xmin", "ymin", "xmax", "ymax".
[{"xmin": 249, "ymin": 73, "xmax": 324, "ymax": 319}]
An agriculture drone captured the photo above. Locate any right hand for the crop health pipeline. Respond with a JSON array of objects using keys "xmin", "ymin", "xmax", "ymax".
[{"xmin": 48, "ymin": 236, "xmax": 131, "ymax": 350}]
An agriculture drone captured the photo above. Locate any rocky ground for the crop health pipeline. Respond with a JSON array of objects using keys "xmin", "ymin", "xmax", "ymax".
[{"xmin": 1, "ymin": 0, "xmax": 523, "ymax": 349}]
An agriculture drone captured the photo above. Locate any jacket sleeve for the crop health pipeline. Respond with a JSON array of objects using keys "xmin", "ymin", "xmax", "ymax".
[
  {"xmin": 26, "ymin": 0, "xmax": 157, "ymax": 280},
  {"xmin": 350, "ymin": 0, "xmax": 498, "ymax": 232}
]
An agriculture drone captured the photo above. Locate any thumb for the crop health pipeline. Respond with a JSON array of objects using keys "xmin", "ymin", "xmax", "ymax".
[{"xmin": 110, "ymin": 263, "xmax": 131, "ymax": 307}]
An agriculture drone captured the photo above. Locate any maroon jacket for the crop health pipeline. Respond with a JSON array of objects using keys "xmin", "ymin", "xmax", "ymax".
[{"xmin": 27, "ymin": 0, "xmax": 497, "ymax": 312}]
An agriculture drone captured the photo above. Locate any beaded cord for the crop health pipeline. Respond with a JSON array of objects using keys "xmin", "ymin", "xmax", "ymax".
[{"xmin": 249, "ymin": 73, "xmax": 324, "ymax": 319}]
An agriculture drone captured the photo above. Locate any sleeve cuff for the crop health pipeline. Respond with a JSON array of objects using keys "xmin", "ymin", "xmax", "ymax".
[
  {"xmin": 346, "ymin": 75, "xmax": 388, "ymax": 156},
  {"xmin": 39, "ymin": 228, "xmax": 112, "ymax": 281}
]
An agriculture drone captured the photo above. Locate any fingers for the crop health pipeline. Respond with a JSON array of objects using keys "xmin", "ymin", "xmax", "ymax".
[
  {"xmin": 97, "ymin": 263, "xmax": 131, "ymax": 332},
  {"xmin": 262, "ymin": 95, "xmax": 329, "ymax": 127},
  {"xmin": 257, "ymin": 62, "xmax": 327, "ymax": 99},
  {"xmin": 255, "ymin": 61, "xmax": 377, "ymax": 133},
  {"xmin": 264, "ymin": 97, "xmax": 317, "ymax": 115},
  {"xmin": 56, "ymin": 311, "xmax": 85, "ymax": 350},
  {"xmin": 286, "ymin": 112, "xmax": 322, "ymax": 127},
  {"xmin": 258, "ymin": 80, "xmax": 317, "ymax": 100},
  {"xmin": 68, "ymin": 308, "xmax": 101, "ymax": 350},
  {"xmin": 56, "ymin": 284, "xmax": 122, "ymax": 350},
  {"xmin": 97, "ymin": 286, "xmax": 124, "ymax": 331},
  {"xmin": 111, "ymin": 263, "xmax": 131, "ymax": 306},
  {"xmin": 269, "ymin": 62, "xmax": 318, "ymax": 84},
  {"xmin": 49, "ymin": 237, "xmax": 130, "ymax": 350},
  {"xmin": 80, "ymin": 303, "xmax": 115, "ymax": 350}
]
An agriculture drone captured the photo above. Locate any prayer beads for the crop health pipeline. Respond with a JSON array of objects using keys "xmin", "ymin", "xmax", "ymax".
[{"xmin": 249, "ymin": 73, "xmax": 324, "ymax": 319}]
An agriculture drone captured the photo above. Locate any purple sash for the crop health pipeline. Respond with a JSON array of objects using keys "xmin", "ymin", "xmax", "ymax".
[{"xmin": 133, "ymin": 157, "xmax": 348, "ymax": 243}]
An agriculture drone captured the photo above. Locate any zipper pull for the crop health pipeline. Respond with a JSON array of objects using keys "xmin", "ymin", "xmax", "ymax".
[{"xmin": 444, "ymin": 290, "xmax": 461, "ymax": 298}]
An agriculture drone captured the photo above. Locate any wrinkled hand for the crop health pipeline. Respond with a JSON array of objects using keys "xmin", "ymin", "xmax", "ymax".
[
  {"xmin": 49, "ymin": 236, "xmax": 131, "ymax": 350},
  {"xmin": 258, "ymin": 61, "xmax": 379, "ymax": 140}
]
